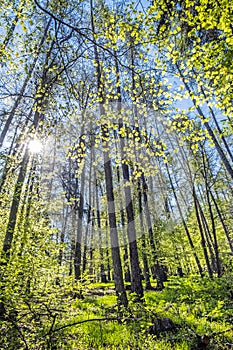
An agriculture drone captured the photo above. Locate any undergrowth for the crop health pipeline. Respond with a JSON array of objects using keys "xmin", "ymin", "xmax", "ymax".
[{"xmin": 0, "ymin": 275, "xmax": 233, "ymax": 349}]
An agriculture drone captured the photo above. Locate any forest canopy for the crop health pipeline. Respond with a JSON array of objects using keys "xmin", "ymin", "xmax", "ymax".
[{"xmin": 0, "ymin": 0, "xmax": 232, "ymax": 349}]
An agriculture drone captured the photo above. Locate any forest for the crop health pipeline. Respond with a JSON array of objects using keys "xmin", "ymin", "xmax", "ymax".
[{"xmin": 0, "ymin": 0, "xmax": 233, "ymax": 349}]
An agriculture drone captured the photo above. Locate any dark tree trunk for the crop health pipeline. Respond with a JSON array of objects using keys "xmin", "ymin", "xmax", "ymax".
[
  {"xmin": 114, "ymin": 51, "xmax": 143, "ymax": 300},
  {"xmin": 176, "ymin": 62, "xmax": 233, "ymax": 181},
  {"xmin": 166, "ymin": 163, "xmax": 204, "ymax": 276},
  {"xmin": 200, "ymin": 148, "xmax": 222, "ymax": 276},
  {"xmin": 74, "ymin": 164, "xmax": 85, "ymax": 280},
  {"xmin": 0, "ymin": 18, "xmax": 52, "ymax": 148},
  {"xmin": 193, "ymin": 188, "xmax": 213, "ymax": 278},
  {"xmin": 116, "ymin": 166, "xmax": 131, "ymax": 283},
  {"xmin": 137, "ymin": 179, "xmax": 152, "ymax": 290},
  {"xmin": 200, "ymin": 85, "xmax": 233, "ymax": 163},
  {"xmin": 103, "ymin": 153, "xmax": 128, "ymax": 306},
  {"xmin": 58, "ymin": 205, "xmax": 69, "ymax": 266},
  {"xmin": 94, "ymin": 168, "xmax": 106, "ymax": 283},
  {"xmin": 90, "ymin": 0, "xmax": 127, "ymax": 307},
  {"xmin": 89, "ymin": 207, "xmax": 95, "ymax": 279},
  {"xmin": 82, "ymin": 205, "xmax": 92, "ymax": 275},
  {"xmin": 210, "ymin": 189, "xmax": 233, "ymax": 255},
  {"xmin": 198, "ymin": 204, "xmax": 218, "ymax": 273}
]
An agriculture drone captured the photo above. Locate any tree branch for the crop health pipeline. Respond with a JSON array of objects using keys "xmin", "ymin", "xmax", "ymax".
[
  {"xmin": 34, "ymin": 0, "xmax": 141, "ymax": 75},
  {"xmin": 50, "ymin": 316, "xmax": 143, "ymax": 334}
]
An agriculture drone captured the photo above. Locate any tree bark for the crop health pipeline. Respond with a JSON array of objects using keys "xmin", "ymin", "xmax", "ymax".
[
  {"xmin": 90, "ymin": 0, "xmax": 127, "ymax": 307},
  {"xmin": 193, "ymin": 188, "xmax": 213, "ymax": 278},
  {"xmin": 0, "ymin": 18, "xmax": 52, "ymax": 148},
  {"xmin": 137, "ymin": 179, "xmax": 152, "ymax": 289},
  {"xmin": 165, "ymin": 163, "xmax": 204, "ymax": 276},
  {"xmin": 176, "ymin": 62, "xmax": 233, "ymax": 181}
]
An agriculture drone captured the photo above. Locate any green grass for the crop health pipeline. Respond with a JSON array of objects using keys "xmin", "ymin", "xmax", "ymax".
[
  {"xmin": 52, "ymin": 275, "xmax": 233, "ymax": 349},
  {"xmin": 1, "ymin": 275, "xmax": 233, "ymax": 349}
]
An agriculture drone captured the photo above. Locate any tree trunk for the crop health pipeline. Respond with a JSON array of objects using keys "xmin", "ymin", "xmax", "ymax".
[
  {"xmin": 193, "ymin": 188, "xmax": 213, "ymax": 278},
  {"xmin": 94, "ymin": 167, "xmax": 106, "ymax": 283},
  {"xmin": 58, "ymin": 205, "xmax": 69, "ymax": 266},
  {"xmin": 209, "ymin": 189, "xmax": 233, "ymax": 255},
  {"xmin": 103, "ymin": 152, "xmax": 128, "ymax": 306},
  {"xmin": 137, "ymin": 179, "xmax": 152, "ymax": 290},
  {"xmin": 74, "ymin": 163, "xmax": 85, "ymax": 280},
  {"xmin": 0, "ymin": 18, "xmax": 52, "ymax": 148},
  {"xmin": 198, "ymin": 81, "xmax": 233, "ymax": 163},
  {"xmin": 166, "ymin": 163, "xmax": 204, "ymax": 276},
  {"xmin": 90, "ymin": 0, "xmax": 127, "ymax": 307},
  {"xmin": 116, "ymin": 166, "xmax": 131, "ymax": 282},
  {"xmin": 176, "ymin": 62, "xmax": 233, "ymax": 181}
]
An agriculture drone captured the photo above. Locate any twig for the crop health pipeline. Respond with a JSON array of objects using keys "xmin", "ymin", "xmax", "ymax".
[
  {"xmin": 45, "ymin": 313, "xmax": 58, "ymax": 348},
  {"xmin": 34, "ymin": 0, "xmax": 143, "ymax": 75},
  {"xmin": 211, "ymin": 326, "xmax": 233, "ymax": 337},
  {"xmin": 9, "ymin": 318, "xmax": 30, "ymax": 350},
  {"xmin": 48, "ymin": 314, "xmax": 57, "ymax": 335}
]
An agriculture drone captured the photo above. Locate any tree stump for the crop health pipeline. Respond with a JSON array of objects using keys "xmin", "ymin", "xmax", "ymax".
[{"xmin": 148, "ymin": 317, "xmax": 177, "ymax": 335}]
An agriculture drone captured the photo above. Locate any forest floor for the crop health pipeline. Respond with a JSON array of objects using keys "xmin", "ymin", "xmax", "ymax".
[{"xmin": 1, "ymin": 275, "xmax": 233, "ymax": 349}]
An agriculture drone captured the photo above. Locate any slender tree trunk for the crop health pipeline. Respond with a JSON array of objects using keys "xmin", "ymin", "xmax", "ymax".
[
  {"xmin": 58, "ymin": 205, "xmax": 69, "ymax": 266},
  {"xmin": 74, "ymin": 163, "xmax": 85, "ymax": 280},
  {"xmin": 173, "ymin": 131, "xmax": 222, "ymax": 276},
  {"xmin": 88, "ymin": 204, "xmax": 95, "ymax": 280},
  {"xmin": 141, "ymin": 174, "xmax": 156, "ymax": 255},
  {"xmin": 116, "ymin": 166, "xmax": 131, "ymax": 282},
  {"xmin": 209, "ymin": 189, "xmax": 233, "ymax": 255},
  {"xmin": 200, "ymin": 85, "xmax": 233, "ymax": 163},
  {"xmin": 1, "ymin": 9, "xmax": 20, "ymax": 50},
  {"xmin": 69, "ymin": 209, "xmax": 76, "ymax": 276},
  {"xmin": 90, "ymin": 0, "xmax": 127, "ymax": 307},
  {"xmin": 0, "ymin": 18, "xmax": 52, "ymax": 148},
  {"xmin": 137, "ymin": 179, "xmax": 152, "ymax": 290},
  {"xmin": 198, "ymin": 200, "xmax": 217, "ymax": 273},
  {"xmin": 82, "ymin": 159, "xmax": 93, "ymax": 275},
  {"xmin": 200, "ymin": 150, "xmax": 222, "ymax": 277},
  {"xmin": 82, "ymin": 204, "xmax": 91, "ymax": 275},
  {"xmin": 148, "ymin": 176, "xmax": 159, "ymax": 223},
  {"xmin": 193, "ymin": 188, "xmax": 213, "ymax": 278},
  {"xmin": 165, "ymin": 163, "xmax": 204, "ymax": 276},
  {"xmin": 94, "ymin": 167, "xmax": 106, "ymax": 282},
  {"xmin": 176, "ymin": 63, "xmax": 233, "ymax": 181},
  {"xmin": 103, "ymin": 152, "xmax": 128, "ymax": 306},
  {"xmin": 117, "ymin": 122, "xmax": 143, "ymax": 297},
  {"xmin": 114, "ymin": 50, "xmax": 143, "ymax": 298},
  {"xmin": 0, "ymin": 112, "xmax": 32, "ymax": 195}
]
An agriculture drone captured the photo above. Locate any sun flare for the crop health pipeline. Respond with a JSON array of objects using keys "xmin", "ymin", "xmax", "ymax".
[{"xmin": 28, "ymin": 139, "xmax": 43, "ymax": 153}]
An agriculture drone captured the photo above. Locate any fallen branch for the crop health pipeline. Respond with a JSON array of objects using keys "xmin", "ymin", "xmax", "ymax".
[
  {"xmin": 50, "ymin": 316, "xmax": 144, "ymax": 334},
  {"xmin": 51, "ymin": 317, "xmax": 120, "ymax": 333}
]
